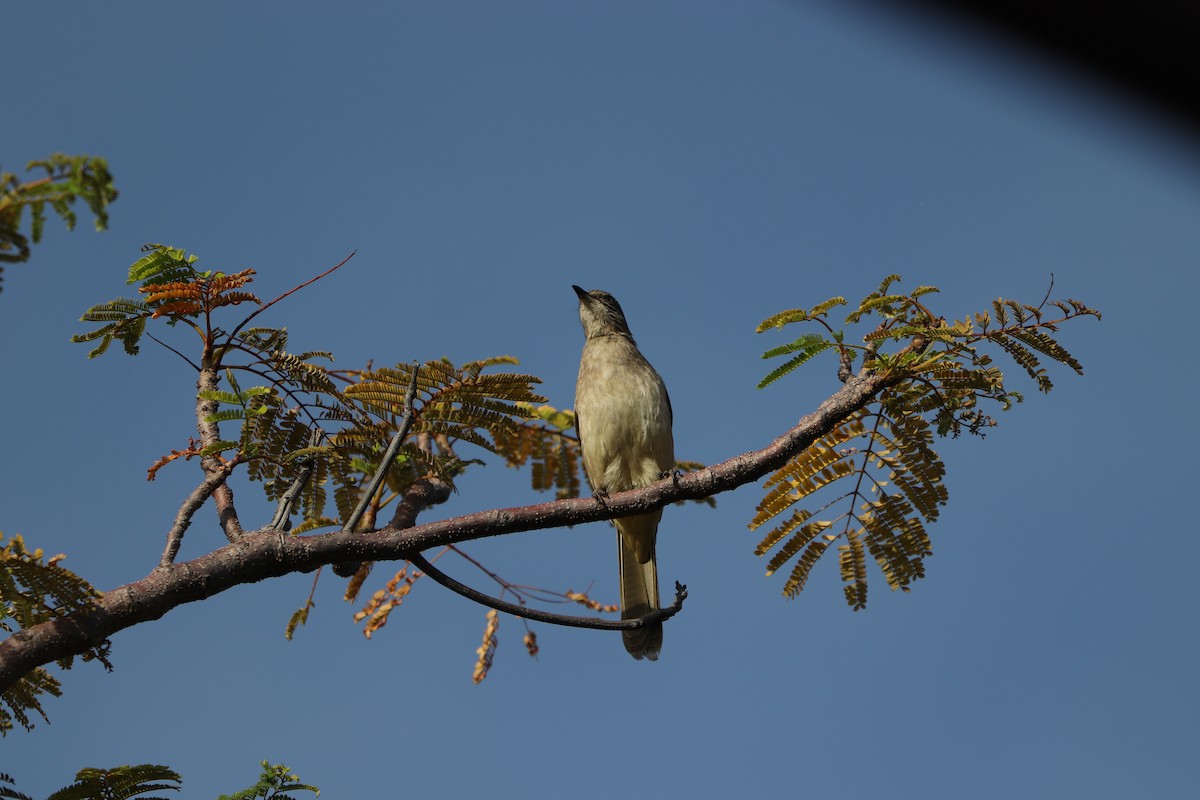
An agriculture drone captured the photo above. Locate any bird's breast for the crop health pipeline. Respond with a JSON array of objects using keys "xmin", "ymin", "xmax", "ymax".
[{"xmin": 576, "ymin": 338, "xmax": 674, "ymax": 491}]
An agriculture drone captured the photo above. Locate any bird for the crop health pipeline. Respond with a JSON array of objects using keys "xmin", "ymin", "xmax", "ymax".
[{"xmin": 572, "ymin": 285, "xmax": 674, "ymax": 661}]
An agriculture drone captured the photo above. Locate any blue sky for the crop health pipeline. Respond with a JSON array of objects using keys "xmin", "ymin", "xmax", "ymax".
[{"xmin": 3, "ymin": 2, "xmax": 1196, "ymax": 797}]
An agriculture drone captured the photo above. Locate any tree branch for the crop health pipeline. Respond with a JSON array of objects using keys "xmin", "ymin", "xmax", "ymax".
[
  {"xmin": 343, "ymin": 364, "xmax": 420, "ymax": 533},
  {"xmin": 332, "ymin": 364, "xmax": 421, "ymax": 577},
  {"xmin": 410, "ymin": 552, "xmax": 687, "ymax": 630},
  {"xmin": 160, "ymin": 455, "xmax": 242, "ymax": 566},
  {"xmin": 268, "ymin": 428, "xmax": 325, "ymax": 531},
  {"xmin": 0, "ymin": 367, "xmax": 899, "ymax": 693},
  {"xmin": 224, "ymin": 251, "xmax": 356, "ymax": 347},
  {"xmin": 195, "ymin": 365, "xmax": 244, "ymax": 542},
  {"xmin": 146, "ymin": 332, "xmax": 201, "ymax": 372}
]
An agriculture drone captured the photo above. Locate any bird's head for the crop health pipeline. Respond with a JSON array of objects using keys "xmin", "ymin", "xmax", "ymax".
[{"xmin": 573, "ymin": 285, "xmax": 634, "ymax": 340}]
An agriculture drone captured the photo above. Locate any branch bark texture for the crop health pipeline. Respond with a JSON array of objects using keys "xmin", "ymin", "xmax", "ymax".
[
  {"xmin": 0, "ymin": 368, "xmax": 898, "ymax": 693},
  {"xmin": 195, "ymin": 365, "xmax": 243, "ymax": 543}
]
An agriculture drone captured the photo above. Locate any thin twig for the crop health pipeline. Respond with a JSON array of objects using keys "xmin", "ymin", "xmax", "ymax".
[
  {"xmin": 146, "ymin": 332, "xmax": 201, "ymax": 371},
  {"xmin": 343, "ymin": 363, "xmax": 421, "ymax": 533},
  {"xmin": 1038, "ymin": 272, "xmax": 1056, "ymax": 310},
  {"xmin": 303, "ymin": 567, "xmax": 322, "ymax": 608},
  {"xmin": 410, "ymin": 552, "xmax": 687, "ymax": 630},
  {"xmin": 444, "ymin": 544, "xmax": 572, "ymax": 605},
  {"xmin": 332, "ymin": 364, "xmax": 422, "ymax": 577},
  {"xmin": 445, "ymin": 545, "xmax": 601, "ymax": 606},
  {"xmin": 269, "ymin": 428, "xmax": 325, "ymax": 530},
  {"xmin": 447, "ymin": 544, "xmax": 515, "ymax": 591},
  {"xmin": 224, "ymin": 250, "xmax": 357, "ymax": 347}
]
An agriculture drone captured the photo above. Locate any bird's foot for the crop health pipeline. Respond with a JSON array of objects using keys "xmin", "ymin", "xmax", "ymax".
[{"xmin": 591, "ymin": 488, "xmax": 609, "ymax": 507}]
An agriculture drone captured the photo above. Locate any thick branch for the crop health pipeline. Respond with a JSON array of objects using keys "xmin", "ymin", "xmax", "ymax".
[
  {"xmin": 195, "ymin": 365, "xmax": 243, "ymax": 542},
  {"xmin": 390, "ymin": 477, "xmax": 453, "ymax": 530},
  {"xmin": 0, "ymin": 368, "xmax": 899, "ymax": 693}
]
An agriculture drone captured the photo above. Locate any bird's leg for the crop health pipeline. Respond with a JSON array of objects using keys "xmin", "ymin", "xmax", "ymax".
[{"xmin": 591, "ymin": 487, "xmax": 610, "ymax": 507}]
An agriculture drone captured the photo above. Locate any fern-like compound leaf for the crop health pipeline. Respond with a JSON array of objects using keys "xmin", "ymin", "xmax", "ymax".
[
  {"xmin": 127, "ymin": 244, "xmax": 198, "ymax": 285},
  {"xmin": 765, "ymin": 519, "xmax": 833, "ymax": 577},
  {"xmin": 839, "ymin": 533, "xmax": 869, "ymax": 610},
  {"xmin": 761, "ymin": 332, "xmax": 829, "ymax": 360},
  {"xmin": 756, "ymin": 296, "xmax": 847, "ymax": 331},
  {"xmin": 0, "ymin": 769, "xmax": 35, "ymax": 800},
  {"xmin": 1, "ymin": 533, "xmax": 106, "ymax": 733},
  {"xmin": 198, "ymin": 440, "xmax": 239, "ymax": 458},
  {"xmin": 203, "ymin": 408, "xmax": 249, "ymax": 425},
  {"xmin": 492, "ymin": 408, "xmax": 584, "ymax": 499},
  {"xmin": 753, "ymin": 508, "xmax": 813, "ymax": 557},
  {"xmin": 782, "ymin": 537, "xmax": 831, "ymax": 598},
  {"xmin": 72, "ymin": 298, "xmax": 153, "ymax": 358},
  {"xmin": 1007, "ymin": 327, "xmax": 1084, "ymax": 374},
  {"xmin": 845, "ymin": 293, "xmax": 906, "ymax": 323},
  {"xmin": 757, "ymin": 339, "xmax": 833, "ymax": 389},
  {"xmin": 46, "ymin": 764, "xmax": 182, "ymax": 800},
  {"xmin": 994, "ymin": 335, "xmax": 1053, "ymax": 392}
]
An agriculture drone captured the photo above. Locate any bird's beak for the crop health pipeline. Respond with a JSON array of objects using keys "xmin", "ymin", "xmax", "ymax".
[{"xmin": 572, "ymin": 285, "xmax": 589, "ymax": 302}]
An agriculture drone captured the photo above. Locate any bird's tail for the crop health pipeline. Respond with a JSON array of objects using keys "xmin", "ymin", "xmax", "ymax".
[{"xmin": 618, "ymin": 520, "xmax": 662, "ymax": 661}]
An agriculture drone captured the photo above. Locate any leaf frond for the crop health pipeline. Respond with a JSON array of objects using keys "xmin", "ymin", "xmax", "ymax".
[
  {"xmin": 757, "ymin": 339, "xmax": 834, "ymax": 389},
  {"xmin": 756, "ymin": 296, "xmax": 847, "ymax": 331},
  {"xmin": 47, "ymin": 765, "xmax": 181, "ymax": 800},
  {"xmin": 1, "ymin": 533, "xmax": 106, "ymax": 733}
]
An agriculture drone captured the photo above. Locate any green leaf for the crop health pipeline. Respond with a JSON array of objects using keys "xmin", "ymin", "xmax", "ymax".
[
  {"xmin": 757, "ymin": 339, "xmax": 833, "ymax": 388},
  {"xmin": 204, "ymin": 409, "xmax": 247, "ymax": 424},
  {"xmin": 45, "ymin": 764, "xmax": 181, "ymax": 800},
  {"xmin": 761, "ymin": 333, "xmax": 828, "ymax": 360}
]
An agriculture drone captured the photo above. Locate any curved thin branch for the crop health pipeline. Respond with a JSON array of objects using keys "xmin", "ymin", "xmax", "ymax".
[
  {"xmin": 1037, "ymin": 273, "xmax": 1056, "ymax": 311},
  {"xmin": 0, "ymin": 366, "xmax": 901, "ymax": 693},
  {"xmin": 223, "ymin": 251, "xmax": 356, "ymax": 348},
  {"xmin": 146, "ymin": 332, "xmax": 201, "ymax": 371},
  {"xmin": 410, "ymin": 552, "xmax": 686, "ymax": 629}
]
